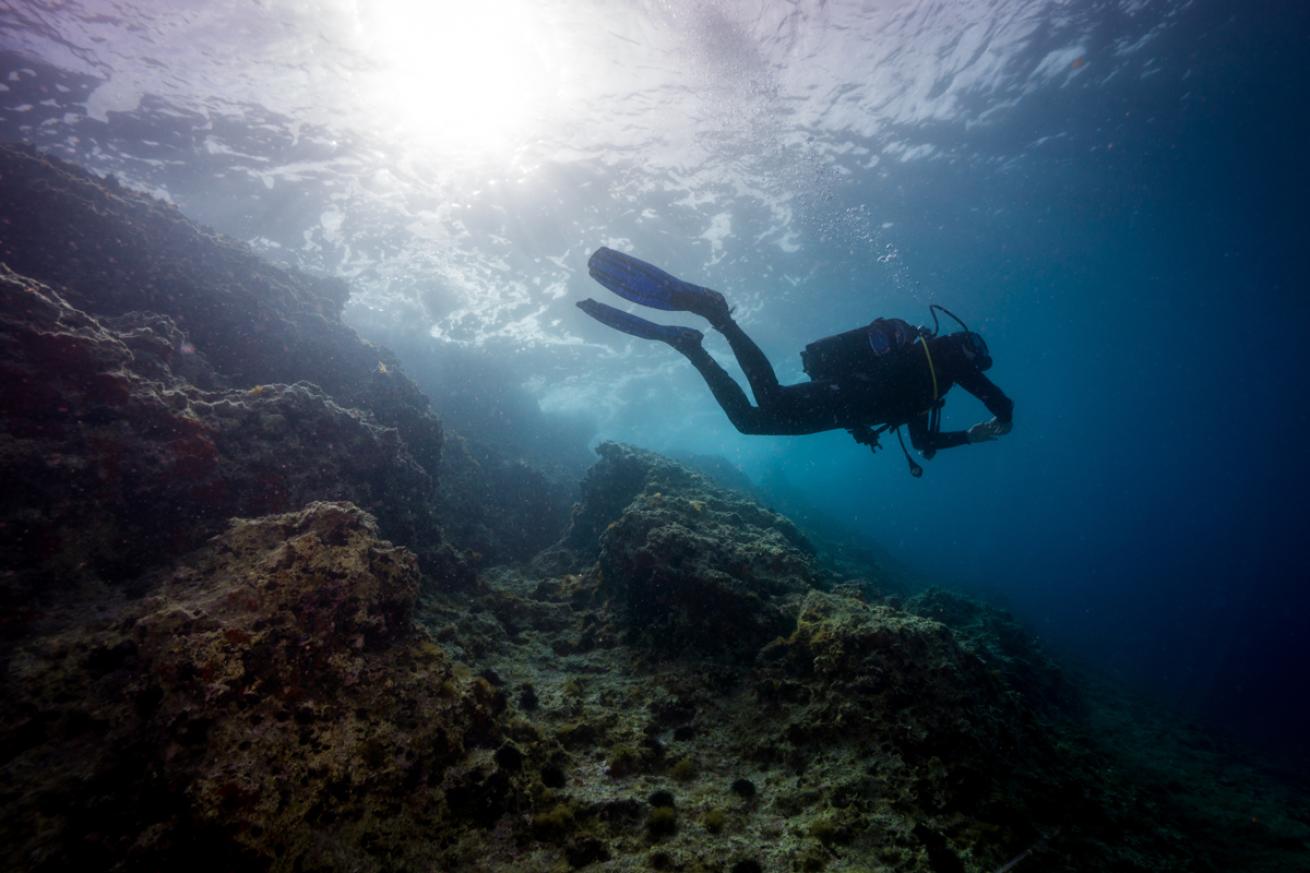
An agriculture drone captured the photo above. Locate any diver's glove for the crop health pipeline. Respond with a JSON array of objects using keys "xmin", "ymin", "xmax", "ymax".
[
  {"xmin": 967, "ymin": 417, "xmax": 1011, "ymax": 443},
  {"xmin": 848, "ymin": 425, "xmax": 882, "ymax": 453}
]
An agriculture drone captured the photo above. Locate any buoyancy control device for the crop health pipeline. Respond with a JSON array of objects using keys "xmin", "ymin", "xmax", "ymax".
[{"xmin": 807, "ymin": 305, "xmax": 983, "ymax": 478}]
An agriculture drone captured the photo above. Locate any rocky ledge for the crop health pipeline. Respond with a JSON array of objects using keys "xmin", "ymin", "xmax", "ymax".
[
  {"xmin": 3, "ymin": 501, "xmax": 528, "ymax": 870},
  {"xmin": 0, "ymin": 267, "xmax": 450, "ymax": 599}
]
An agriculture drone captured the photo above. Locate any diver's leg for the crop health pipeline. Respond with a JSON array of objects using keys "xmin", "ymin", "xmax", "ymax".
[
  {"xmin": 578, "ymin": 295, "xmax": 830, "ymax": 434},
  {"xmin": 757, "ymin": 381, "xmax": 850, "ymax": 434},
  {"xmin": 715, "ymin": 318, "xmax": 784, "ymax": 407},
  {"xmin": 680, "ymin": 346, "xmax": 845, "ymax": 436},
  {"xmin": 680, "ymin": 345, "xmax": 767, "ymax": 433}
]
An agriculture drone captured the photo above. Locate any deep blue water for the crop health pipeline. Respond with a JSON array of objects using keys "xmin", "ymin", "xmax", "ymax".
[
  {"xmin": 2, "ymin": 0, "xmax": 1307, "ymax": 766},
  {"xmin": 766, "ymin": 3, "xmax": 1310, "ymax": 754},
  {"xmin": 873, "ymin": 1, "xmax": 1310, "ymax": 754}
]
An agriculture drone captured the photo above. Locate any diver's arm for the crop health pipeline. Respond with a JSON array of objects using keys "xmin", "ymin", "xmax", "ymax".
[
  {"xmin": 956, "ymin": 367, "xmax": 1014, "ymax": 443},
  {"xmin": 954, "ymin": 368, "xmax": 1014, "ymax": 423},
  {"xmin": 907, "ymin": 413, "xmax": 971, "ymax": 456}
]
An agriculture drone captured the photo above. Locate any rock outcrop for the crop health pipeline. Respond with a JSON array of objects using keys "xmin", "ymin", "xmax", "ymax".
[
  {"xmin": 1, "ymin": 502, "xmax": 535, "ymax": 872},
  {"xmin": 439, "ymin": 445, "xmax": 1076, "ymax": 871},
  {"xmin": 438, "ymin": 432, "xmax": 573, "ymax": 567},
  {"xmin": 543, "ymin": 442, "xmax": 820, "ymax": 661},
  {"xmin": 0, "ymin": 268, "xmax": 444, "ymax": 600},
  {"xmin": 445, "ymin": 443, "xmax": 1310, "ymax": 872},
  {"xmin": 0, "ymin": 143, "xmax": 447, "ymax": 550}
]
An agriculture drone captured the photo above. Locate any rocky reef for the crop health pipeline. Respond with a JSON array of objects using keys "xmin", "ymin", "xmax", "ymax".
[
  {"xmin": 3, "ymin": 502, "xmax": 524, "ymax": 870},
  {"xmin": 2, "ymin": 144, "xmax": 1307, "ymax": 873},
  {"xmin": 1, "ymin": 267, "xmax": 447, "ymax": 601},
  {"xmin": 422, "ymin": 445, "xmax": 1077, "ymax": 872}
]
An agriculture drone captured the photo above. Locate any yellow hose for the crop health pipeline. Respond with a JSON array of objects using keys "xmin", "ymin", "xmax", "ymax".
[{"xmin": 919, "ymin": 335, "xmax": 939, "ymax": 403}]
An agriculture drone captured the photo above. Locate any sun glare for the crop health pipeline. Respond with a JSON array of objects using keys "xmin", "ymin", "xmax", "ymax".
[{"xmin": 357, "ymin": 0, "xmax": 564, "ymax": 156}]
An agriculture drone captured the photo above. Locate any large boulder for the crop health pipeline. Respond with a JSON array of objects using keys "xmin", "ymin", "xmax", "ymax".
[
  {"xmin": 548, "ymin": 443, "xmax": 823, "ymax": 661},
  {"xmin": 742, "ymin": 588, "xmax": 1083, "ymax": 867},
  {"xmin": 758, "ymin": 589, "xmax": 1026, "ymax": 758},
  {"xmin": 0, "ymin": 502, "xmax": 531, "ymax": 871},
  {"xmin": 906, "ymin": 586, "xmax": 1079, "ymax": 717}
]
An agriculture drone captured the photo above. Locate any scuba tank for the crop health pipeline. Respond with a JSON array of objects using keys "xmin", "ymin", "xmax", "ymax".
[
  {"xmin": 800, "ymin": 317, "xmax": 923, "ymax": 382},
  {"xmin": 800, "ymin": 304, "xmax": 982, "ymax": 382}
]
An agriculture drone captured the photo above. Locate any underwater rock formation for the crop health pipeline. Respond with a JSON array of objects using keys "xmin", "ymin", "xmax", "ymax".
[
  {"xmin": 439, "ymin": 431, "xmax": 573, "ymax": 567},
  {"xmin": 590, "ymin": 443, "xmax": 819, "ymax": 661},
  {"xmin": 907, "ymin": 586, "xmax": 1078, "ymax": 716},
  {"xmin": 437, "ymin": 442, "xmax": 1310, "ymax": 872},
  {"xmin": 534, "ymin": 442, "xmax": 821, "ymax": 660},
  {"xmin": 437, "ymin": 447, "xmax": 1067, "ymax": 868},
  {"xmin": 0, "ymin": 143, "xmax": 445, "ymax": 520},
  {"xmin": 0, "ymin": 141, "xmax": 563, "ymax": 572},
  {"xmin": 0, "ymin": 268, "xmax": 444, "ymax": 599},
  {"xmin": 752, "ymin": 590, "xmax": 1077, "ymax": 847},
  {"xmin": 1, "ymin": 502, "xmax": 532, "ymax": 870}
]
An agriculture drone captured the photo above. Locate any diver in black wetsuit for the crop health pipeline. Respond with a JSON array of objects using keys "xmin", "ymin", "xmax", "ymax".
[
  {"xmin": 577, "ymin": 247, "xmax": 1013, "ymax": 474},
  {"xmin": 688, "ymin": 312, "xmax": 1013, "ymax": 452}
]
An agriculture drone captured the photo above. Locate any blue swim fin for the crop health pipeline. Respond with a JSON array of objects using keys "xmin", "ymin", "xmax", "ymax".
[
  {"xmin": 577, "ymin": 298, "xmax": 703, "ymax": 351},
  {"xmin": 588, "ymin": 247, "xmax": 729, "ymax": 324}
]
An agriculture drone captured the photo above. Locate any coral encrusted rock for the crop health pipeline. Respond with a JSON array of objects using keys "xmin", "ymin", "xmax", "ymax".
[
  {"xmin": 0, "ymin": 268, "xmax": 443, "ymax": 600},
  {"xmin": 0, "ymin": 142, "xmax": 444, "ymax": 500},
  {"xmin": 749, "ymin": 589, "xmax": 1079, "ymax": 848},
  {"xmin": 0, "ymin": 502, "xmax": 527, "ymax": 871},
  {"xmin": 546, "ymin": 442, "xmax": 824, "ymax": 661}
]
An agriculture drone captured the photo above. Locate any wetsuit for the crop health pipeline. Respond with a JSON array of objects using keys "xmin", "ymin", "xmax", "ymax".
[{"xmin": 680, "ymin": 319, "xmax": 1014, "ymax": 454}]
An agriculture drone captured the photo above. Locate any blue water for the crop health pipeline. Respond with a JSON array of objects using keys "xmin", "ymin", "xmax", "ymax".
[
  {"xmin": 2, "ymin": 0, "xmax": 1307, "ymax": 764},
  {"xmin": 779, "ymin": 2, "xmax": 1310, "ymax": 753}
]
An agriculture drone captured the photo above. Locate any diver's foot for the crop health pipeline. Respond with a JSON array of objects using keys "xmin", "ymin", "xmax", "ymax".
[
  {"xmin": 577, "ymin": 298, "xmax": 703, "ymax": 353},
  {"xmin": 689, "ymin": 288, "xmax": 733, "ymax": 331},
  {"xmin": 588, "ymin": 247, "xmax": 733, "ymax": 328},
  {"xmin": 662, "ymin": 325, "xmax": 705, "ymax": 355}
]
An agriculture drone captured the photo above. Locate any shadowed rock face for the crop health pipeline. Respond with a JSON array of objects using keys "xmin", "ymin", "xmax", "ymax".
[
  {"xmin": 754, "ymin": 590, "xmax": 1064, "ymax": 814},
  {"xmin": 543, "ymin": 442, "xmax": 820, "ymax": 661},
  {"xmin": 438, "ymin": 431, "xmax": 573, "ymax": 567},
  {"xmin": 1, "ymin": 502, "xmax": 531, "ymax": 871},
  {"xmin": 0, "ymin": 141, "xmax": 444, "ymax": 510},
  {"xmin": 0, "ymin": 268, "xmax": 442, "ymax": 598},
  {"xmin": 0, "ymin": 141, "xmax": 563, "ymax": 575}
]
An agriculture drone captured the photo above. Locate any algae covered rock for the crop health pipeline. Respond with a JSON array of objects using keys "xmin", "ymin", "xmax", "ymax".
[
  {"xmin": 438, "ymin": 431, "xmax": 572, "ymax": 566},
  {"xmin": 556, "ymin": 443, "xmax": 822, "ymax": 660},
  {"xmin": 759, "ymin": 590, "xmax": 1010, "ymax": 746},
  {"xmin": 0, "ymin": 268, "xmax": 448, "ymax": 598},
  {"xmin": 0, "ymin": 142, "xmax": 445, "ymax": 499},
  {"xmin": 1, "ymin": 502, "xmax": 529, "ymax": 871},
  {"xmin": 751, "ymin": 591, "xmax": 1074, "ymax": 843}
]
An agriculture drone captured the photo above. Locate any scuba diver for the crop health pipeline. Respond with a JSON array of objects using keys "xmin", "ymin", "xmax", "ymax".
[{"xmin": 577, "ymin": 247, "xmax": 1013, "ymax": 477}]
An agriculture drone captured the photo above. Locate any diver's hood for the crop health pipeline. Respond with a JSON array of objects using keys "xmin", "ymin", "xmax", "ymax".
[{"xmin": 959, "ymin": 331, "xmax": 993, "ymax": 371}]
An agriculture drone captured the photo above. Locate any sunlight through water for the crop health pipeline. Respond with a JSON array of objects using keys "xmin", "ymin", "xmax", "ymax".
[
  {"xmin": 351, "ymin": 0, "xmax": 570, "ymax": 155},
  {"xmin": 0, "ymin": 0, "xmax": 1193, "ymax": 403}
]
